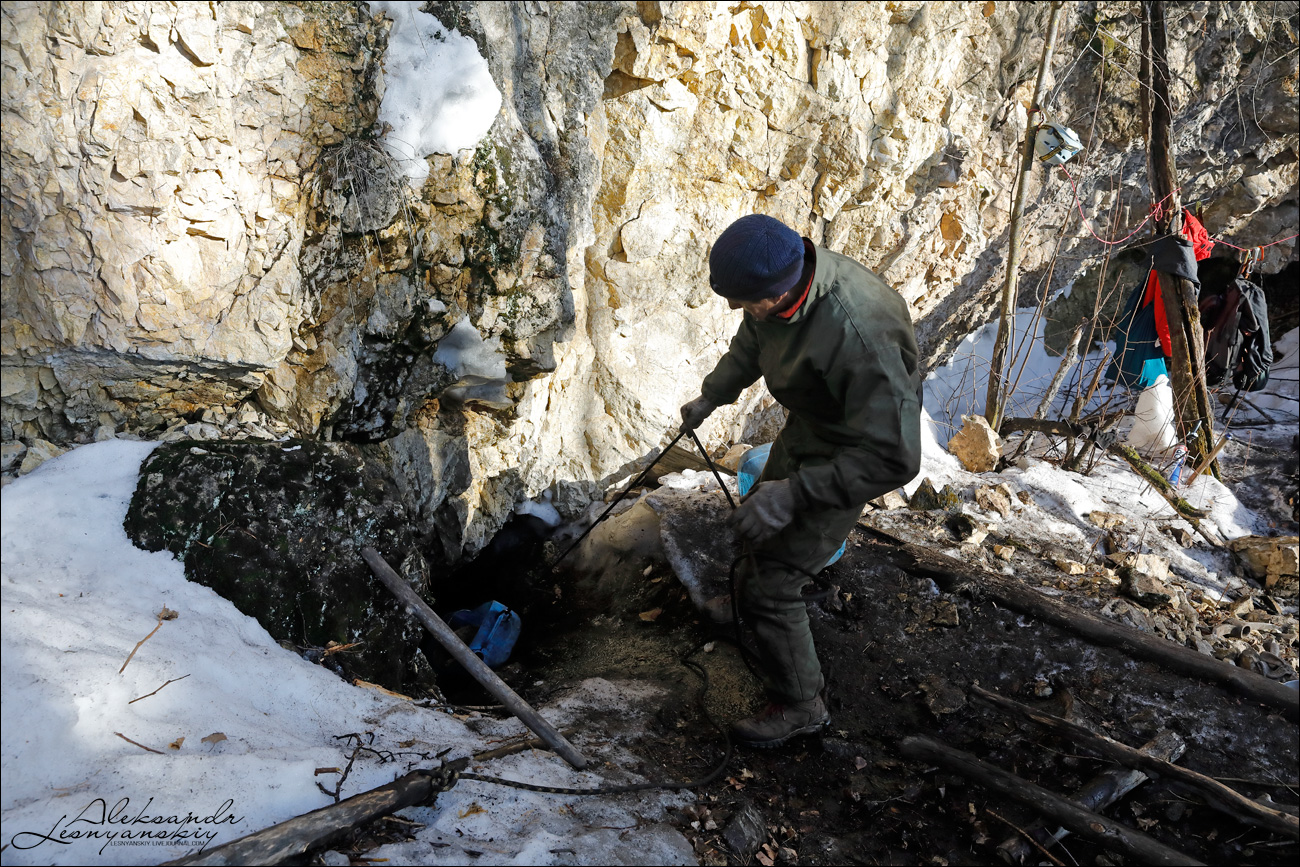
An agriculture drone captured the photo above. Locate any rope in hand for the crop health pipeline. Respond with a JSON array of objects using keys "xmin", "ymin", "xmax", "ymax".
[{"xmin": 456, "ymin": 429, "xmax": 832, "ymax": 797}]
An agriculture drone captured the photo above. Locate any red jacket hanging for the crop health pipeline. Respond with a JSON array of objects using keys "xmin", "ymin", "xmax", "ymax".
[
  {"xmin": 1181, "ymin": 213, "xmax": 1215, "ymax": 261},
  {"xmin": 1141, "ymin": 270, "xmax": 1173, "ymax": 357}
]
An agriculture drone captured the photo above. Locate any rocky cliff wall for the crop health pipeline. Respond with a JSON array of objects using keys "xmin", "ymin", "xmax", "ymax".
[{"xmin": 3, "ymin": 1, "xmax": 1296, "ymax": 559}]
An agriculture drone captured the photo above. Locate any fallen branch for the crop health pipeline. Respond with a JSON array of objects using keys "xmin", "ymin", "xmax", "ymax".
[
  {"xmin": 971, "ymin": 685, "xmax": 1300, "ymax": 840},
  {"xmin": 900, "ymin": 735, "xmax": 1203, "ymax": 865},
  {"xmin": 854, "ymin": 526, "xmax": 1300, "ymax": 722},
  {"xmin": 115, "ymin": 732, "xmax": 164, "ymax": 754},
  {"xmin": 120, "ymin": 606, "xmax": 178, "ymax": 674},
  {"xmin": 472, "ymin": 727, "xmax": 581, "ymax": 763},
  {"xmin": 166, "ymin": 765, "xmax": 461, "ymax": 866},
  {"xmin": 995, "ymin": 729, "xmax": 1185, "ymax": 865},
  {"xmin": 361, "ymin": 547, "xmax": 589, "ymax": 770},
  {"xmin": 999, "ymin": 417, "xmax": 1220, "ymax": 546},
  {"xmin": 128, "ymin": 674, "xmax": 191, "ymax": 705}
]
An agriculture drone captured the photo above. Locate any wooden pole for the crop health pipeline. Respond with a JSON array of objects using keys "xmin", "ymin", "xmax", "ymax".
[
  {"xmin": 996, "ymin": 730, "xmax": 1186, "ymax": 865},
  {"xmin": 1145, "ymin": 0, "xmax": 1217, "ymax": 470},
  {"xmin": 900, "ymin": 735, "xmax": 1204, "ymax": 866},
  {"xmin": 985, "ymin": 1, "xmax": 1067, "ymax": 430},
  {"xmin": 972, "ymin": 685, "xmax": 1300, "ymax": 839},
  {"xmin": 361, "ymin": 547, "xmax": 590, "ymax": 770},
  {"xmin": 854, "ymin": 526, "xmax": 1300, "ymax": 722},
  {"xmin": 167, "ymin": 768, "xmax": 449, "ymax": 866}
]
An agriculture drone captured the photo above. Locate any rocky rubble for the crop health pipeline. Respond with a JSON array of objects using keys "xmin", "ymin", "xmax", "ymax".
[{"xmin": 870, "ymin": 474, "xmax": 1300, "ymax": 685}]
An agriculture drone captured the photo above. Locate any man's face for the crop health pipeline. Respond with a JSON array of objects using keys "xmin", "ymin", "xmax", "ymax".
[{"xmin": 728, "ymin": 292, "xmax": 793, "ymax": 321}]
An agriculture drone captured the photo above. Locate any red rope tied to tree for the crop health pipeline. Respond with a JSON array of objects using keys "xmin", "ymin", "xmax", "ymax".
[
  {"xmin": 1059, "ymin": 164, "xmax": 1298, "ymax": 254},
  {"xmin": 1058, "ymin": 164, "xmax": 1178, "ymax": 247}
]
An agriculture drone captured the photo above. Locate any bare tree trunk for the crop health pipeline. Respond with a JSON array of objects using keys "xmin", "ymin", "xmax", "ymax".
[
  {"xmin": 1145, "ymin": 0, "xmax": 1217, "ymax": 469},
  {"xmin": 985, "ymin": 1, "xmax": 1066, "ymax": 430}
]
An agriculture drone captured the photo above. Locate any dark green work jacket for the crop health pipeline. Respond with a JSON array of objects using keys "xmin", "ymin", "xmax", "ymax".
[{"xmin": 700, "ymin": 245, "xmax": 923, "ymax": 511}]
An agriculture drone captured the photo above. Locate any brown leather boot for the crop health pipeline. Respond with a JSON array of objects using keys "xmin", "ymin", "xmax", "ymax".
[{"xmin": 731, "ymin": 695, "xmax": 830, "ymax": 747}]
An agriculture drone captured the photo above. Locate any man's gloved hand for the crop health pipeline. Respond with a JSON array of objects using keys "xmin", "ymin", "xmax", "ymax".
[
  {"xmin": 679, "ymin": 395, "xmax": 718, "ymax": 433},
  {"xmin": 730, "ymin": 478, "xmax": 796, "ymax": 544}
]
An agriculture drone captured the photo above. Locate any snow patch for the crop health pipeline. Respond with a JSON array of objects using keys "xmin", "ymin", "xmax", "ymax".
[
  {"xmin": 516, "ymin": 489, "xmax": 562, "ymax": 528},
  {"xmin": 433, "ymin": 319, "xmax": 511, "ymax": 407},
  {"xmin": 370, "ymin": 1, "xmax": 502, "ymax": 183}
]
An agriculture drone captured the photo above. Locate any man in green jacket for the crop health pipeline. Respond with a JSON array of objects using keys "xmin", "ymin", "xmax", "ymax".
[{"xmin": 680, "ymin": 214, "xmax": 923, "ymax": 747}]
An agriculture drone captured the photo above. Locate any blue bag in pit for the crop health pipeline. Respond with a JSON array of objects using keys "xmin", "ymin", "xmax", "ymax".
[{"xmin": 448, "ymin": 601, "xmax": 521, "ymax": 668}]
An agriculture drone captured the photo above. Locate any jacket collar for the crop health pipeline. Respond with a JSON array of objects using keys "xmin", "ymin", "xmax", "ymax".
[{"xmin": 771, "ymin": 241, "xmax": 827, "ymax": 326}]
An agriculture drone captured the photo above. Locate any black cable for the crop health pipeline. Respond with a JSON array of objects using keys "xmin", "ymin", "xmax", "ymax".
[{"xmin": 547, "ymin": 430, "xmax": 688, "ymax": 570}]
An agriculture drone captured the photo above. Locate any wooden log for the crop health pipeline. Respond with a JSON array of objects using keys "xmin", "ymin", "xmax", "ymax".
[
  {"xmin": 996, "ymin": 729, "xmax": 1186, "ymax": 864},
  {"xmin": 971, "ymin": 685, "xmax": 1300, "ymax": 840},
  {"xmin": 899, "ymin": 735, "xmax": 1203, "ymax": 866},
  {"xmin": 167, "ymin": 768, "xmax": 445, "ymax": 865},
  {"xmin": 362, "ymin": 547, "xmax": 590, "ymax": 770},
  {"xmin": 854, "ymin": 526, "xmax": 1300, "ymax": 723}
]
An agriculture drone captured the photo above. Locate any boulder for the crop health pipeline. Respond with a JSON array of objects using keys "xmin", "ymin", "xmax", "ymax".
[
  {"xmin": 1229, "ymin": 535, "xmax": 1300, "ymax": 599},
  {"xmin": 975, "ymin": 483, "xmax": 1014, "ymax": 517},
  {"xmin": 871, "ymin": 489, "xmax": 910, "ymax": 511},
  {"xmin": 18, "ymin": 438, "xmax": 66, "ymax": 475},
  {"xmin": 124, "ymin": 440, "xmax": 437, "ymax": 694},
  {"xmin": 946, "ymin": 415, "xmax": 1002, "ymax": 473},
  {"xmin": 1120, "ymin": 555, "xmax": 1174, "ymax": 607},
  {"xmin": 909, "ymin": 478, "xmax": 959, "ymax": 511}
]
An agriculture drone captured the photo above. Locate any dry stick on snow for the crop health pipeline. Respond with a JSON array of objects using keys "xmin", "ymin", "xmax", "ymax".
[
  {"xmin": 970, "ymin": 685, "xmax": 1300, "ymax": 840},
  {"xmin": 119, "ymin": 606, "xmax": 178, "ymax": 674},
  {"xmin": 995, "ymin": 729, "xmax": 1186, "ymax": 865},
  {"xmin": 119, "ymin": 619, "xmax": 163, "ymax": 674},
  {"xmin": 114, "ymin": 731, "xmax": 164, "ymax": 755},
  {"xmin": 128, "ymin": 674, "xmax": 191, "ymax": 705},
  {"xmin": 472, "ymin": 727, "xmax": 581, "ymax": 763},
  {"xmin": 900, "ymin": 735, "xmax": 1203, "ymax": 865},
  {"xmin": 853, "ymin": 526, "xmax": 1300, "ymax": 721},
  {"xmin": 1034, "ymin": 322, "xmax": 1086, "ymax": 421}
]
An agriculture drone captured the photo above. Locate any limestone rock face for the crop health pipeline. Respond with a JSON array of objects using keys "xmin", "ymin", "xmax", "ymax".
[
  {"xmin": 4, "ymin": 1, "xmax": 1297, "ymax": 563},
  {"xmin": 2, "ymin": 1, "xmax": 384, "ymax": 441}
]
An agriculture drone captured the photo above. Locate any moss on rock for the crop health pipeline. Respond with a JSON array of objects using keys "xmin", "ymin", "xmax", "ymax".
[{"xmin": 124, "ymin": 439, "xmax": 438, "ymax": 694}]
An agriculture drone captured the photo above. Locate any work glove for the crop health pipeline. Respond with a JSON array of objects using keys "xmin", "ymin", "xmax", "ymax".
[
  {"xmin": 730, "ymin": 478, "xmax": 797, "ymax": 544},
  {"xmin": 679, "ymin": 395, "xmax": 718, "ymax": 434}
]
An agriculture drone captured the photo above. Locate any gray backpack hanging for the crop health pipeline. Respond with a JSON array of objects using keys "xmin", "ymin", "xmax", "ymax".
[{"xmin": 1202, "ymin": 276, "xmax": 1273, "ymax": 392}]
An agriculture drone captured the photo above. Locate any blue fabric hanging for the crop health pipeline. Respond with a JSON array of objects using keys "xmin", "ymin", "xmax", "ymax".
[{"xmin": 1107, "ymin": 275, "xmax": 1169, "ymax": 390}]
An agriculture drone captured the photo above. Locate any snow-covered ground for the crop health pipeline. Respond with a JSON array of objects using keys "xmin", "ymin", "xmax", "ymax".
[{"xmin": 0, "ymin": 441, "xmax": 692, "ymax": 865}]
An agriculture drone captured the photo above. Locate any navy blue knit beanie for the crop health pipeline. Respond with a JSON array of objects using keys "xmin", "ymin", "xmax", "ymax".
[{"xmin": 708, "ymin": 214, "xmax": 805, "ymax": 301}]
